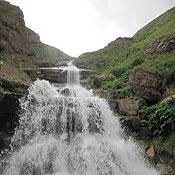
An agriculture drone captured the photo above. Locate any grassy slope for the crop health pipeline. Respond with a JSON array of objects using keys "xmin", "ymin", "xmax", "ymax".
[
  {"xmin": 0, "ymin": 52, "xmax": 32, "ymax": 92},
  {"xmin": 77, "ymin": 7, "xmax": 175, "ymax": 78},
  {"xmin": 30, "ymin": 44, "xmax": 73, "ymax": 64}
]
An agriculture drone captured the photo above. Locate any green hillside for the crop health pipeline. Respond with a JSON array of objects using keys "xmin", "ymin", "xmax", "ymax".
[
  {"xmin": 30, "ymin": 44, "xmax": 72, "ymax": 64},
  {"xmin": 75, "ymin": 7, "xmax": 175, "ymax": 81}
]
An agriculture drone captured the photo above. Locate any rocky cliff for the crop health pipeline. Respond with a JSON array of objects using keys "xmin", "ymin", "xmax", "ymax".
[{"xmin": 0, "ymin": 0, "xmax": 72, "ymax": 66}]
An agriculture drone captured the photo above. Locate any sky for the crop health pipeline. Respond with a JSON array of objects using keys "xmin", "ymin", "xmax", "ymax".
[{"xmin": 8, "ymin": 0, "xmax": 175, "ymax": 57}]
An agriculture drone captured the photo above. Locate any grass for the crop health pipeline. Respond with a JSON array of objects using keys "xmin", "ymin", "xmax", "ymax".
[
  {"xmin": 0, "ymin": 53, "xmax": 31, "ymax": 86},
  {"xmin": 30, "ymin": 44, "xmax": 72, "ymax": 63},
  {"xmin": 0, "ymin": 52, "xmax": 36, "ymax": 69},
  {"xmin": 76, "ymin": 7, "xmax": 175, "ymax": 92}
]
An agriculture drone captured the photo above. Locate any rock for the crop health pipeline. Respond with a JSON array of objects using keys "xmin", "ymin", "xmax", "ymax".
[
  {"xmin": 108, "ymin": 99, "xmax": 118, "ymax": 112},
  {"xmin": 129, "ymin": 68, "xmax": 163, "ymax": 103},
  {"xmin": 137, "ymin": 140, "xmax": 148, "ymax": 150},
  {"xmin": 93, "ymin": 89, "xmax": 118, "ymax": 112},
  {"xmin": 105, "ymin": 37, "xmax": 132, "ymax": 48},
  {"xmin": 145, "ymin": 33, "xmax": 175, "ymax": 55},
  {"xmin": 0, "ymin": 0, "xmax": 72, "ymax": 65},
  {"xmin": 60, "ymin": 88, "xmax": 71, "ymax": 96},
  {"xmin": 0, "ymin": 77, "xmax": 29, "ymax": 90},
  {"xmin": 93, "ymin": 74, "xmax": 115, "ymax": 88},
  {"xmin": 0, "ymin": 92, "xmax": 24, "ymax": 150},
  {"xmin": 146, "ymin": 144, "xmax": 155, "ymax": 158},
  {"xmin": 93, "ymin": 89, "xmax": 117, "ymax": 100},
  {"xmin": 0, "ymin": 0, "xmax": 30, "ymax": 54},
  {"xmin": 157, "ymin": 163, "xmax": 175, "ymax": 175},
  {"xmin": 116, "ymin": 98, "xmax": 145, "ymax": 116},
  {"xmin": 120, "ymin": 116, "xmax": 141, "ymax": 132}
]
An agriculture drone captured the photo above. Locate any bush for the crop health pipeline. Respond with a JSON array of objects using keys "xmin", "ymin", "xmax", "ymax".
[
  {"xmin": 118, "ymin": 86, "xmax": 135, "ymax": 98},
  {"xmin": 139, "ymin": 98, "xmax": 175, "ymax": 137},
  {"xmin": 101, "ymin": 77, "xmax": 125, "ymax": 90},
  {"xmin": 12, "ymin": 87, "xmax": 28, "ymax": 94},
  {"xmin": 131, "ymin": 58, "xmax": 144, "ymax": 67},
  {"xmin": 0, "ymin": 86, "xmax": 6, "ymax": 93}
]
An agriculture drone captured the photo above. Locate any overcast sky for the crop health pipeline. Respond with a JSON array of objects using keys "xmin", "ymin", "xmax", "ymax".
[{"xmin": 8, "ymin": 0, "xmax": 175, "ymax": 57}]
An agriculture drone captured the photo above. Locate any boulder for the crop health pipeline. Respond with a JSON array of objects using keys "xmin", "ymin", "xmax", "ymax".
[
  {"xmin": 93, "ymin": 89, "xmax": 118, "ymax": 112},
  {"xmin": 60, "ymin": 88, "xmax": 71, "ymax": 96},
  {"xmin": 93, "ymin": 89, "xmax": 117, "ymax": 100},
  {"xmin": 146, "ymin": 144, "xmax": 155, "ymax": 158},
  {"xmin": 129, "ymin": 68, "xmax": 163, "ymax": 103},
  {"xmin": 116, "ymin": 98, "xmax": 145, "ymax": 116},
  {"xmin": 93, "ymin": 74, "xmax": 115, "ymax": 88},
  {"xmin": 0, "ymin": 92, "xmax": 23, "ymax": 150},
  {"xmin": 120, "ymin": 116, "xmax": 141, "ymax": 132}
]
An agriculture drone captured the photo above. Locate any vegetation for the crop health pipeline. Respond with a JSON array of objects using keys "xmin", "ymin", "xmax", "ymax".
[
  {"xmin": 0, "ymin": 52, "xmax": 31, "ymax": 87},
  {"xmin": 0, "ymin": 85, "xmax": 5, "ymax": 93},
  {"xmin": 76, "ymin": 7, "xmax": 175, "ymax": 92},
  {"xmin": 0, "ymin": 52, "xmax": 36, "ymax": 69},
  {"xmin": 139, "ymin": 98, "xmax": 175, "ymax": 137},
  {"xmin": 30, "ymin": 44, "xmax": 72, "ymax": 63}
]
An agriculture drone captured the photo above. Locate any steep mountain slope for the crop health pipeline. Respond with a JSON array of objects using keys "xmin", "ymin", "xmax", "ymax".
[
  {"xmin": 75, "ymin": 7, "xmax": 175, "ymax": 103},
  {"xmin": 0, "ymin": 0, "xmax": 72, "ymax": 88},
  {"xmin": 75, "ymin": 7, "xmax": 175, "ymax": 78},
  {"xmin": 0, "ymin": 0, "xmax": 72, "ymax": 64}
]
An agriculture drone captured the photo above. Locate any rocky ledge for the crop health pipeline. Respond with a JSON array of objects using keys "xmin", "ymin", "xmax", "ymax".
[
  {"xmin": 129, "ymin": 68, "xmax": 163, "ymax": 103},
  {"xmin": 145, "ymin": 33, "xmax": 175, "ymax": 56}
]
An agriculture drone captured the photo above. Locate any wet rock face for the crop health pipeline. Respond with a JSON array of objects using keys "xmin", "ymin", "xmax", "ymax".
[
  {"xmin": 129, "ymin": 68, "xmax": 163, "ymax": 103},
  {"xmin": 145, "ymin": 33, "xmax": 175, "ymax": 56},
  {"xmin": 120, "ymin": 116, "xmax": 141, "ymax": 132},
  {"xmin": 93, "ymin": 89, "xmax": 118, "ymax": 100},
  {"xmin": 0, "ymin": 92, "xmax": 23, "ymax": 150}
]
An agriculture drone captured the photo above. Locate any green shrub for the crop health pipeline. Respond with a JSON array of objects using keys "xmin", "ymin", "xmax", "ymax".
[
  {"xmin": 139, "ymin": 98, "xmax": 175, "ymax": 136},
  {"xmin": 12, "ymin": 87, "xmax": 28, "ymax": 94},
  {"xmin": 0, "ymin": 86, "xmax": 6, "ymax": 93},
  {"xmin": 166, "ymin": 134, "xmax": 175, "ymax": 145},
  {"xmin": 101, "ymin": 77, "xmax": 126, "ymax": 90},
  {"xmin": 131, "ymin": 58, "xmax": 144, "ymax": 67},
  {"xmin": 118, "ymin": 86, "xmax": 135, "ymax": 98}
]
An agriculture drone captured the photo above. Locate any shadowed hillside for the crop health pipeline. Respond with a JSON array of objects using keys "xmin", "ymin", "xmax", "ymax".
[{"xmin": 0, "ymin": 0, "xmax": 73, "ymax": 87}]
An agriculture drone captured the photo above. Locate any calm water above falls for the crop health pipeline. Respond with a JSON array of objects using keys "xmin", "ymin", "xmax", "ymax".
[{"xmin": 1, "ymin": 62, "xmax": 159, "ymax": 175}]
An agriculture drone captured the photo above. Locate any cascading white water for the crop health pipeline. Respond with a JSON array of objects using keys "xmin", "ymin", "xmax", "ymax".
[
  {"xmin": 64, "ymin": 61, "xmax": 80, "ymax": 85},
  {"xmin": 1, "ymin": 62, "xmax": 160, "ymax": 175}
]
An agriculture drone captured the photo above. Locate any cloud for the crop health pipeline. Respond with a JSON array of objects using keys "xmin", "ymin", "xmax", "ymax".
[{"xmin": 8, "ymin": 0, "xmax": 175, "ymax": 56}]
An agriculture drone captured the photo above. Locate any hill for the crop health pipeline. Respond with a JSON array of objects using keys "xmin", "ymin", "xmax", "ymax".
[
  {"xmin": 0, "ymin": 0, "xmax": 72, "ymax": 89},
  {"xmin": 75, "ymin": 7, "xmax": 175, "ymax": 102}
]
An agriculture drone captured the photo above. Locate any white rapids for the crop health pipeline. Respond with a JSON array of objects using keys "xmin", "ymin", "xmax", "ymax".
[{"xmin": 0, "ymin": 62, "xmax": 159, "ymax": 175}]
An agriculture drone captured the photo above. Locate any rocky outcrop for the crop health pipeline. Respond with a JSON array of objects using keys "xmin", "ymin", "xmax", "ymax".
[
  {"xmin": 129, "ymin": 68, "xmax": 163, "ymax": 103},
  {"xmin": 93, "ymin": 74, "xmax": 115, "ymax": 88},
  {"xmin": 145, "ymin": 33, "xmax": 175, "ymax": 56},
  {"xmin": 93, "ymin": 89, "xmax": 117, "ymax": 100},
  {"xmin": 116, "ymin": 98, "xmax": 145, "ymax": 116},
  {"xmin": 0, "ymin": 0, "xmax": 72, "ymax": 65},
  {"xmin": 0, "ymin": 92, "xmax": 24, "ymax": 150},
  {"xmin": 105, "ymin": 37, "xmax": 132, "ymax": 48},
  {"xmin": 0, "ymin": 77, "xmax": 29, "ymax": 91},
  {"xmin": 0, "ymin": 0, "xmax": 29, "ymax": 54}
]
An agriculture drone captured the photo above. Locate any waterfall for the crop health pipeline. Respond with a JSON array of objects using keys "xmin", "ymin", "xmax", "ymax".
[{"xmin": 1, "ymin": 63, "xmax": 159, "ymax": 175}]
